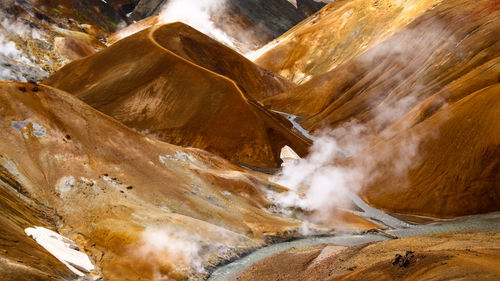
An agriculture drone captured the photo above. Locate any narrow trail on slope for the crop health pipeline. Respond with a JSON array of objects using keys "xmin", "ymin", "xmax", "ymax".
[{"xmin": 148, "ymin": 24, "xmax": 313, "ymax": 146}]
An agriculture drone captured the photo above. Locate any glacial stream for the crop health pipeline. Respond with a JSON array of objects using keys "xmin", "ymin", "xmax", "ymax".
[
  {"xmin": 207, "ymin": 111, "xmax": 500, "ymax": 280},
  {"xmin": 208, "ymin": 211, "xmax": 500, "ymax": 281}
]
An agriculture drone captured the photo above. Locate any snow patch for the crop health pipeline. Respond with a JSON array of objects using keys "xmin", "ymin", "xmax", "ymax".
[
  {"xmin": 25, "ymin": 226, "xmax": 95, "ymax": 277},
  {"xmin": 280, "ymin": 145, "xmax": 300, "ymax": 167}
]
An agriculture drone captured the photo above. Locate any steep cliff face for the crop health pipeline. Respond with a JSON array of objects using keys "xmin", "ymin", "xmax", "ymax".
[
  {"xmin": 0, "ymin": 81, "xmax": 304, "ymax": 280},
  {"xmin": 44, "ymin": 23, "xmax": 311, "ymax": 168}
]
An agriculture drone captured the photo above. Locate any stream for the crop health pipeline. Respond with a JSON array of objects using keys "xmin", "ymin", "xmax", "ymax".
[
  {"xmin": 207, "ymin": 111, "xmax": 500, "ymax": 280},
  {"xmin": 208, "ymin": 211, "xmax": 500, "ymax": 281}
]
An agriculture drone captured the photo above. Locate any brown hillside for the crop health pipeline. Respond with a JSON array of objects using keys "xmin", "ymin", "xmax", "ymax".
[
  {"xmin": 151, "ymin": 23, "xmax": 294, "ymax": 100},
  {"xmin": 263, "ymin": 0, "xmax": 500, "ymax": 133},
  {"xmin": 360, "ymin": 84, "xmax": 500, "ymax": 217},
  {"xmin": 109, "ymin": 21, "xmax": 293, "ymax": 100},
  {"xmin": 44, "ymin": 23, "xmax": 311, "ymax": 168},
  {"xmin": 0, "ymin": 81, "xmax": 304, "ymax": 280},
  {"xmin": 255, "ymin": 0, "xmax": 442, "ymax": 83},
  {"xmin": 0, "ymin": 180, "xmax": 74, "ymax": 281}
]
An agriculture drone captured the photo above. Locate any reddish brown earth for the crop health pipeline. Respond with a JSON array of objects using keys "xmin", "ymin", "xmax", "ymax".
[
  {"xmin": 235, "ymin": 231, "xmax": 500, "ymax": 281},
  {"xmin": 151, "ymin": 23, "xmax": 294, "ymax": 100},
  {"xmin": 255, "ymin": 0, "xmax": 442, "ymax": 83},
  {"xmin": 0, "ymin": 81, "xmax": 308, "ymax": 280},
  {"xmin": 110, "ymin": 20, "xmax": 294, "ymax": 100},
  {"xmin": 44, "ymin": 23, "xmax": 311, "ymax": 168},
  {"xmin": 54, "ymin": 37, "xmax": 96, "ymax": 61},
  {"xmin": 359, "ymin": 84, "xmax": 500, "ymax": 217},
  {"xmin": 0, "ymin": 180, "xmax": 74, "ymax": 281},
  {"xmin": 263, "ymin": 0, "xmax": 500, "ymax": 132},
  {"xmin": 258, "ymin": 0, "xmax": 500, "ymax": 217}
]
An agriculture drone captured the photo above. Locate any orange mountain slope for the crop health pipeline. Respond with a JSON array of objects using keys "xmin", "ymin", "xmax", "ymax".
[
  {"xmin": 0, "ymin": 179, "xmax": 75, "ymax": 281},
  {"xmin": 359, "ymin": 84, "xmax": 500, "ymax": 217},
  {"xmin": 109, "ymin": 21, "xmax": 293, "ymax": 100},
  {"xmin": 151, "ymin": 22, "xmax": 294, "ymax": 100},
  {"xmin": 255, "ymin": 0, "xmax": 442, "ymax": 83},
  {"xmin": 0, "ymin": 81, "xmax": 307, "ymax": 280},
  {"xmin": 263, "ymin": 0, "xmax": 500, "ymax": 133},
  {"xmin": 44, "ymin": 23, "xmax": 311, "ymax": 169}
]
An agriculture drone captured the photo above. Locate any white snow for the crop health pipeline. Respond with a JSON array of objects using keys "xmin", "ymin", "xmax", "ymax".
[
  {"xmin": 25, "ymin": 226, "xmax": 95, "ymax": 276},
  {"xmin": 280, "ymin": 145, "xmax": 301, "ymax": 167}
]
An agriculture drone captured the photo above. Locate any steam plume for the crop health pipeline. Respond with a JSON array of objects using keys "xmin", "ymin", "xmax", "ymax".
[
  {"xmin": 135, "ymin": 227, "xmax": 204, "ymax": 280},
  {"xmin": 0, "ymin": 17, "xmax": 47, "ymax": 81},
  {"xmin": 270, "ymin": 24, "xmax": 453, "ymax": 223},
  {"xmin": 158, "ymin": 0, "xmax": 238, "ymax": 49}
]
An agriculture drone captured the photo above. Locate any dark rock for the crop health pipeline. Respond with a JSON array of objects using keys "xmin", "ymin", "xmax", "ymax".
[
  {"xmin": 392, "ymin": 251, "xmax": 415, "ymax": 268},
  {"xmin": 392, "ymin": 253, "xmax": 403, "ymax": 265}
]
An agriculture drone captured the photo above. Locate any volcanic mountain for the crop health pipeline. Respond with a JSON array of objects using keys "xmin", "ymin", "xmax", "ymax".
[
  {"xmin": 254, "ymin": 0, "xmax": 442, "ymax": 83},
  {"xmin": 260, "ymin": 0, "xmax": 500, "ymax": 217},
  {"xmin": 44, "ymin": 22, "xmax": 310, "ymax": 169},
  {"xmin": 0, "ymin": 81, "xmax": 308, "ymax": 280},
  {"xmin": 263, "ymin": 0, "xmax": 499, "ymax": 132}
]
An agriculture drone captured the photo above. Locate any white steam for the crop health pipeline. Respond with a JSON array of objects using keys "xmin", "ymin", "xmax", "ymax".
[
  {"xmin": 158, "ymin": 0, "xmax": 238, "ymax": 50},
  {"xmin": 134, "ymin": 226, "xmax": 240, "ymax": 280},
  {"xmin": 273, "ymin": 118, "xmax": 423, "ymax": 222},
  {"xmin": 0, "ymin": 18, "xmax": 48, "ymax": 81},
  {"xmin": 270, "ymin": 23, "xmax": 454, "ymax": 224},
  {"xmin": 273, "ymin": 123, "xmax": 367, "ymax": 215},
  {"xmin": 135, "ymin": 227, "xmax": 204, "ymax": 280}
]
